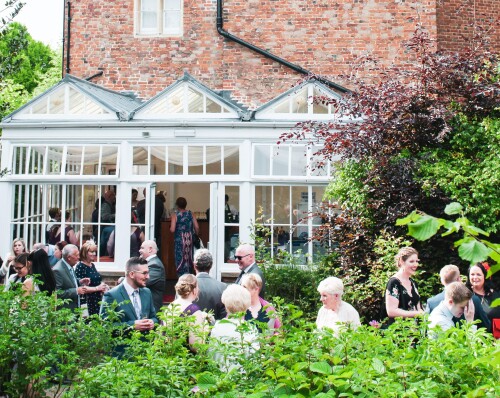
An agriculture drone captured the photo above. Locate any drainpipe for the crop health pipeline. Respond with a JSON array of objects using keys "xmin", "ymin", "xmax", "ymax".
[
  {"xmin": 216, "ymin": 0, "xmax": 349, "ymax": 93},
  {"xmin": 65, "ymin": 1, "xmax": 71, "ymax": 74}
]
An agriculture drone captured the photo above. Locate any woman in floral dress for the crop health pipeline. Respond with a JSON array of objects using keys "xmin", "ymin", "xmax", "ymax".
[{"xmin": 170, "ymin": 197, "xmax": 199, "ymax": 276}]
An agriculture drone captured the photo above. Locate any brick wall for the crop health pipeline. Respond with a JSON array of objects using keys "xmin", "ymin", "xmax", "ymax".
[
  {"xmin": 63, "ymin": 1, "xmax": 444, "ymax": 108},
  {"xmin": 436, "ymin": 0, "xmax": 499, "ymax": 52}
]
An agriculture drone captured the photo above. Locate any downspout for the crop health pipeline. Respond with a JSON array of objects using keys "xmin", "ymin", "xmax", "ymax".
[
  {"xmin": 65, "ymin": 1, "xmax": 71, "ymax": 74},
  {"xmin": 216, "ymin": 0, "xmax": 349, "ymax": 93}
]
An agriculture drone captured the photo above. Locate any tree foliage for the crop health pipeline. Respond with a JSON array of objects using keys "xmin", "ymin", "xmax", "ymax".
[{"xmin": 0, "ymin": 22, "xmax": 60, "ymax": 123}]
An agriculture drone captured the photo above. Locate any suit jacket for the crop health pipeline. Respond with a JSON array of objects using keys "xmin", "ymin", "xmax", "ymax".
[
  {"xmin": 146, "ymin": 255, "xmax": 166, "ymax": 312},
  {"xmin": 53, "ymin": 259, "xmax": 81, "ymax": 311},
  {"xmin": 99, "ymin": 283, "xmax": 158, "ymax": 327},
  {"xmin": 235, "ymin": 262, "xmax": 266, "ymax": 299},
  {"xmin": 196, "ymin": 273, "xmax": 227, "ymax": 320},
  {"xmin": 426, "ymin": 290, "xmax": 491, "ymax": 331}
]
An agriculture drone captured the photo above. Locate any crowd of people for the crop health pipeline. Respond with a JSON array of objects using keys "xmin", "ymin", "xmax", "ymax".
[{"xmin": 1, "ymin": 237, "xmax": 499, "ymax": 366}]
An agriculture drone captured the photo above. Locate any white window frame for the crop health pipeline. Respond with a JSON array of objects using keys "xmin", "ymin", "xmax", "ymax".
[{"xmin": 136, "ymin": 0, "xmax": 183, "ymax": 37}]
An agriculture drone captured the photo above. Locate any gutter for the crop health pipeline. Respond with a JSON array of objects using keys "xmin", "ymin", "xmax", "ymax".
[
  {"xmin": 216, "ymin": 0, "xmax": 349, "ymax": 94},
  {"xmin": 65, "ymin": 1, "xmax": 71, "ymax": 74}
]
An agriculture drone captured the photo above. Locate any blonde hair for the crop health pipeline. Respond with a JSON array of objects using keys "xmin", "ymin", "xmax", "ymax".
[
  {"xmin": 440, "ymin": 264, "xmax": 460, "ymax": 285},
  {"xmin": 221, "ymin": 284, "xmax": 251, "ymax": 314},
  {"xmin": 240, "ymin": 273, "xmax": 262, "ymax": 292},
  {"xmin": 80, "ymin": 241, "xmax": 97, "ymax": 262},
  {"xmin": 395, "ymin": 247, "xmax": 418, "ymax": 268},
  {"xmin": 445, "ymin": 282, "xmax": 472, "ymax": 303},
  {"xmin": 175, "ymin": 274, "xmax": 198, "ymax": 299}
]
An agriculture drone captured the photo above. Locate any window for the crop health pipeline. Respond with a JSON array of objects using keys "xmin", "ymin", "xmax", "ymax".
[
  {"xmin": 137, "ymin": 0, "xmax": 182, "ymax": 36},
  {"xmin": 10, "ymin": 184, "xmax": 117, "ymax": 262},
  {"xmin": 254, "ymin": 185, "xmax": 329, "ymax": 263}
]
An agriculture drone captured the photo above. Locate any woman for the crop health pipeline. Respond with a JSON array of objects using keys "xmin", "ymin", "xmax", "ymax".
[
  {"xmin": 170, "ymin": 197, "xmax": 199, "ymax": 276},
  {"xmin": 241, "ymin": 273, "xmax": 281, "ymax": 332},
  {"xmin": 210, "ymin": 284, "xmax": 259, "ymax": 371},
  {"xmin": 170, "ymin": 274, "xmax": 212, "ymax": 350},
  {"xmin": 54, "ymin": 241, "xmax": 67, "ymax": 263},
  {"xmin": 24, "ymin": 249, "xmax": 57, "ymax": 295},
  {"xmin": 130, "ymin": 211, "xmax": 144, "ymax": 257},
  {"xmin": 6, "ymin": 253, "xmax": 30, "ymax": 291},
  {"xmin": 1, "ymin": 238, "xmax": 27, "ymax": 289},
  {"xmin": 316, "ymin": 276, "xmax": 360, "ymax": 334},
  {"xmin": 48, "ymin": 211, "xmax": 79, "ymax": 246},
  {"xmin": 75, "ymin": 241, "xmax": 108, "ymax": 316},
  {"xmin": 466, "ymin": 262, "xmax": 499, "ymax": 314},
  {"xmin": 381, "ymin": 247, "xmax": 424, "ymax": 326}
]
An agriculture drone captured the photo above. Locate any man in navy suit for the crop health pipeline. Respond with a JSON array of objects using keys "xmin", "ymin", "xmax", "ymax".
[
  {"xmin": 194, "ymin": 249, "xmax": 227, "ymax": 320},
  {"xmin": 426, "ymin": 264, "xmax": 490, "ymax": 331},
  {"xmin": 100, "ymin": 257, "xmax": 158, "ymax": 331},
  {"xmin": 234, "ymin": 244, "xmax": 266, "ymax": 298}
]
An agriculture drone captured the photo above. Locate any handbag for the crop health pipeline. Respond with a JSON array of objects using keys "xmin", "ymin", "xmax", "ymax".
[{"xmin": 193, "ymin": 233, "xmax": 202, "ymax": 250}]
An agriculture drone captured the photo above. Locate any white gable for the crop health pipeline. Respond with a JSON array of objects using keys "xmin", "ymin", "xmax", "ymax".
[
  {"xmin": 134, "ymin": 82, "xmax": 239, "ymax": 119},
  {"xmin": 11, "ymin": 84, "xmax": 115, "ymax": 120}
]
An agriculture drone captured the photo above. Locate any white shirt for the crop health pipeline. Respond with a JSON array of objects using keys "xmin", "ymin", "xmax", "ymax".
[
  {"xmin": 316, "ymin": 301, "xmax": 361, "ymax": 334},
  {"xmin": 428, "ymin": 301, "xmax": 476, "ymax": 336}
]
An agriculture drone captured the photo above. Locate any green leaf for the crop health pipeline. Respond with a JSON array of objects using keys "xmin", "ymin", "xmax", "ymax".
[
  {"xmin": 441, "ymin": 220, "xmax": 459, "ymax": 237},
  {"xmin": 457, "ymin": 240, "xmax": 492, "ymax": 263},
  {"xmin": 490, "ymin": 298, "xmax": 500, "ymax": 308},
  {"xmin": 487, "ymin": 263, "xmax": 500, "ymax": 278},
  {"xmin": 310, "ymin": 361, "xmax": 332, "ymax": 375},
  {"xmin": 444, "ymin": 202, "xmax": 463, "ymax": 215},
  {"xmin": 372, "ymin": 357, "xmax": 386, "ymax": 374},
  {"xmin": 196, "ymin": 372, "xmax": 217, "ymax": 390},
  {"xmin": 407, "ymin": 215, "xmax": 440, "ymax": 241},
  {"xmin": 462, "ymin": 225, "xmax": 489, "ymax": 237},
  {"xmin": 396, "ymin": 211, "xmax": 419, "ymax": 226}
]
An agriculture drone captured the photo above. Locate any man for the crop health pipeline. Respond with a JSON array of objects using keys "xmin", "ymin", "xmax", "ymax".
[
  {"xmin": 426, "ymin": 264, "xmax": 490, "ymax": 330},
  {"xmin": 45, "ymin": 207, "xmax": 61, "ymax": 242},
  {"xmin": 100, "ymin": 257, "xmax": 158, "ymax": 330},
  {"xmin": 99, "ymin": 190, "xmax": 116, "ymax": 256},
  {"xmin": 53, "ymin": 244, "xmax": 89, "ymax": 310},
  {"xmin": 137, "ymin": 189, "xmax": 165, "ymax": 248},
  {"xmin": 32, "ymin": 242, "xmax": 59, "ymax": 266},
  {"xmin": 193, "ymin": 248, "xmax": 227, "ymax": 320},
  {"xmin": 139, "ymin": 240, "xmax": 166, "ymax": 312},
  {"xmin": 234, "ymin": 243, "xmax": 265, "ymax": 298},
  {"xmin": 429, "ymin": 281, "xmax": 475, "ymax": 333}
]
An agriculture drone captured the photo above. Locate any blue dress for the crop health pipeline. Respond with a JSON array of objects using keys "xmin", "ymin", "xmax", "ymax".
[
  {"xmin": 173, "ymin": 210, "xmax": 195, "ymax": 276},
  {"xmin": 75, "ymin": 261, "xmax": 103, "ymax": 316}
]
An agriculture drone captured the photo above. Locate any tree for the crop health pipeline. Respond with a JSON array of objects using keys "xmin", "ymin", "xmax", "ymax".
[
  {"xmin": 282, "ymin": 26, "xmax": 499, "ymax": 319},
  {"xmin": 0, "ymin": 22, "xmax": 59, "ymax": 123}
]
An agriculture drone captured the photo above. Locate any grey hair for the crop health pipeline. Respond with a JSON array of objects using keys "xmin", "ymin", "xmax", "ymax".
[
  {"xmin": 221, "ymin": 284, "xmax": 251, "ymax": 314},
  {"xmin": 62, "ymin": 244, "xmax": 78, "ymax": 260},
  {"xmin": 194, "ymin": 249, "xmax": 213, "ymax": 272},
  {"xmin": 317, "ymin": 277, "xmax": 344, "ymax": 297}
]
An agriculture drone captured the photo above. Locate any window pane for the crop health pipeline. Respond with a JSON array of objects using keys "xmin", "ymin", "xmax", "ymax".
[
  {"xmin": 255, "ymin": 186, "xmax": 272, "ymax": 222},
  {"xmin": 188, "ymin": 146, "xmax": 204, "ymax": 175},
  {"xmin": 254, "ymin": 145, "xmax": 270, "ymax": 175},
  {"xmin": 66, "ymin": 146, "xmax": 82, "ymax": 175},
  {"xmin": 133, "ymin": 146, "xmax": 149, "ymax": 175},
  {"xmin": 167, "ymin": 146, "xmax": 183, "ymax": 175},
  {"xmin": 311, "ymin": 186, "xmax": 326, "ymax": 225},
  {"xmin": 292, "ymin": 186, "xmax": 308, "ymax": 240},
  {"xmin": 273, "ymin": 186, "xmax": 291, "ymax": 224},
  {"xmin": 224, "ymin": 186, "xmax": 240, "ymax": 262},
  {"xmin": 223, "ymin": 146, "xmax": 239, "ymax": 175},
  {"xmin": 313, "ymin": 87, "xmax": 329, "ymax": 114},
  {"xmin": 274, "ymin": 99, "xmax": 289, "ymax": 113},
  {"xmin": 12, "ymin": 146, "xmax": 27, "ymax": 174},
  {"xmin": 101, "ymin": 146, "xmax": 118, "ymax": 176},
  {"xmin": 273, "ymin": 146, "xmax": 289, "ymax": 176},
  {"xmin": 165, "ymin": 86, "xmax": 183, "ymax": 113},
  {"xmin": 164, "ymin": 11, "xmax": 181, "ymax": 31},
  {"xmin": 291, "ymin": 88, "xmax": 308, "ymax": 113},
  {"xmin": 83, "ymin": 146, "xmax": 101, "ymax": 175},
  {"xmin": 48, "ymin": 90, "xmax": 65, "ymax": 114},
  {"xmin": 68, "ymin": 88, "xmax": 85, "ymax": 114},
  {"xmin": 151, "ymin": 146, "xmax": 166, "ymax": 175},
  {"xmin": 291, "ymin": 146, "xmax": 307, "ymax": 176},
  {"xmin": 47, "ymin": 147, "xmax": 64, "ymax": 175},
  {"xmin": 206, "ymin": 146, "xmax": 221, "ymax": 175},
  {"xmin": 28, "ymin": 146, "xmax": 45, "ymax": 175},
  {"xmin": 187, "ymin": 88, "xmax": 203, "ymax": 112},
  {"xmin": 206, "ymin": 98, "xmax": 222, "ymax": 113}
]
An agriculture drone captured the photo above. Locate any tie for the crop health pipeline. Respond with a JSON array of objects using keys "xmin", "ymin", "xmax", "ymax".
[
  {"xmin": 132, "ymin": 290, "xmax": 141, "ymax": 319},
  {"xmin": 235, "ymin": 270, "xmax": 245, "ymax": 284}
]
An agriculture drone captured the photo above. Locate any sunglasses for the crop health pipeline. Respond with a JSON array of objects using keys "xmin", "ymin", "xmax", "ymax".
[{"xmin": 234, "ymin": 254, "xmax": 251, "ymax": 261}]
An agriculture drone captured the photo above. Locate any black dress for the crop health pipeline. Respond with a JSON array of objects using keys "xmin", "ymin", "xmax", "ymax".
[
  {"xmin": 380, "ymin": 277, "xmax": 421, "ymax": 326},
  {"xmin": 75, "ymin": 261, "xmax": 103, "ymax": 316}
]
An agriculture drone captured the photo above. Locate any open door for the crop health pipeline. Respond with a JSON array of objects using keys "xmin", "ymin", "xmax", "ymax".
[{"xmin": 209, "ymin": 183, "xmax": 219, "ymax": 279}]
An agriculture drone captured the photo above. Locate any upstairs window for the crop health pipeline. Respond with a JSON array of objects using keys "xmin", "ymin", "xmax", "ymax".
[{"xmin": 137, "ymin": 0, "xmax": 183, "ymax": 36}]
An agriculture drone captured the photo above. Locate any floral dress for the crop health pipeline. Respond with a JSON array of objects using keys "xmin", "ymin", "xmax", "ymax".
[
  {"xmin": 75, "ymin": 261, "xmax": 103, "ymax": 316},
  {"xmin": 381, "ymin": 277, "xmax": 421, "ymax": 326},
  {"xmin": 173, "ymin": 210, "xmax": 195, "ymax": 276}
]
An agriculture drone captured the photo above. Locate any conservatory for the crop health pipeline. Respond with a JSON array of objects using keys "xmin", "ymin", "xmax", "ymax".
[{"xmin": 0, "ymin": 73, "xmax": 341, "ymax": 279}]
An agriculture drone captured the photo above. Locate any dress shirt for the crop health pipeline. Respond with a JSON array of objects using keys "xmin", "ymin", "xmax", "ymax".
[
  {"xmin": 429, "ymin": 301, "xmax": 477, "ymax": 334},
  {"xmin": 123, "ymin": 279, "xmax": 142, "ymax": 317}
]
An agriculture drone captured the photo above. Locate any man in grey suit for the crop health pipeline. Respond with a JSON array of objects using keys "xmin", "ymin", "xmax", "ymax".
[
  {"xmin": 139, "ymin": 240, "xmax": 165, "ymax": 312},
  {"xmin": 234, "ymin": 243, "xmax": 266, "ymax": 298},
  {"xmin": 100, "ymin": 257, "xmax": 158, "ymax": 330},
  {"xmin": 194, "ymin": 249, "xmax": 227, "ymax": 320},
  {"xmin": 426, "ymin": 264, "xmax": 490, "ymax": 330},
  {"xmin": 53, "ymin": 244, "xmax": 89, "ymax": 311}
]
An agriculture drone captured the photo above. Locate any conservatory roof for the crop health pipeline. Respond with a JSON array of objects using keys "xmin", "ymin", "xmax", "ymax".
[
  {"xmin": 2, "ymin": 75, "xmax": 143, "ymax": 122},
  {"xmin": 132, "ymin": 72, "xmax": 247, "ymax": 120}
]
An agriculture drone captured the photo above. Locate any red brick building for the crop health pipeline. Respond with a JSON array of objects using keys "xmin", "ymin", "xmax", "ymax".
[{"xmin": 62, "ymin": 0, "xmax": 499, "ymax": 106}]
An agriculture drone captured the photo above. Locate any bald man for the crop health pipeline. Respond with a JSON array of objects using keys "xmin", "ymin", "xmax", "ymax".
[{"xmin": 139, "ymin": 240, "xmax": 166, "ymax": 312}]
